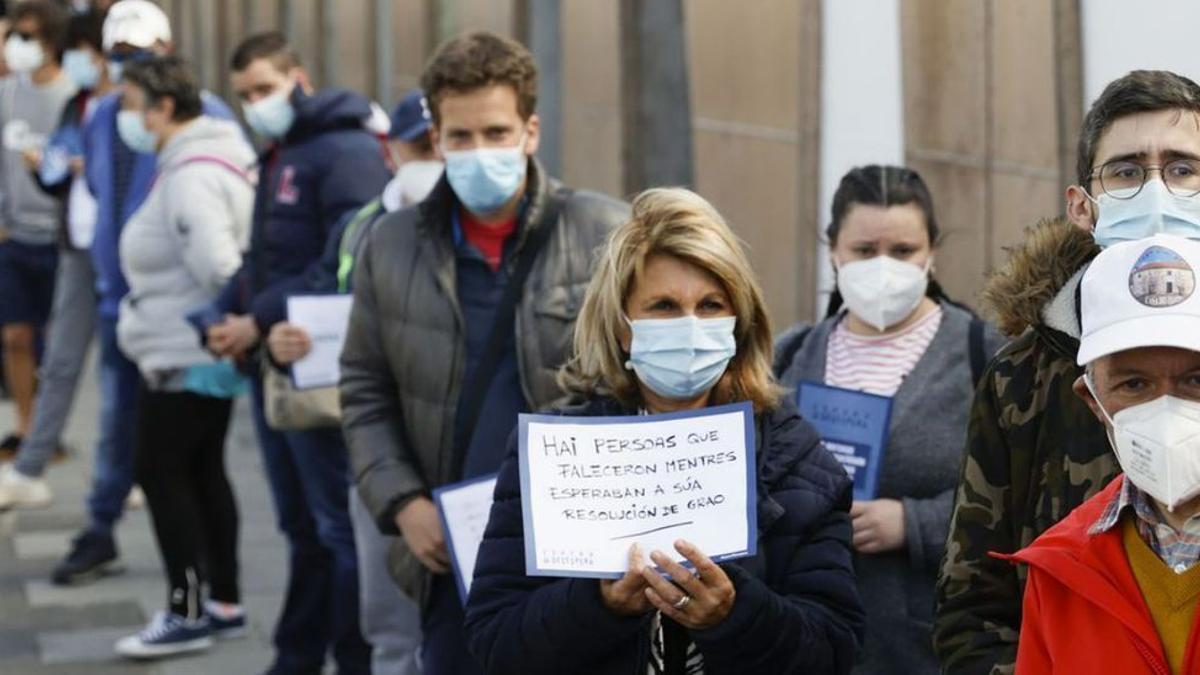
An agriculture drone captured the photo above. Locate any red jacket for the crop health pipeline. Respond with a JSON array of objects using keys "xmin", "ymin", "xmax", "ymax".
[{"xmin": 1005, "ymin": 476, "xmax": 1200, "ymax": 674}]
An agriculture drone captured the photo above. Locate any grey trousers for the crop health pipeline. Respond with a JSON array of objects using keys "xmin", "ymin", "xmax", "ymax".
[
  {"xmin": 349, "ymin": 486, "xmax": 423, "ymax": 675},
  {"xmin": 15, "ymin": 247, "xmax": 96, "ymax": 478}
]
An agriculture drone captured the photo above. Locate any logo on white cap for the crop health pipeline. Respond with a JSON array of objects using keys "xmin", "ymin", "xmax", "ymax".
[{"xmin": 1129, "ymin": 245, "xmax": 1195, "ymax": 308}]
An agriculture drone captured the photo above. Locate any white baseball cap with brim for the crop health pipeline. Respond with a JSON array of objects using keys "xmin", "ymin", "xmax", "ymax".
[
  {"xmin": 102, "ymin": 0, "xmax": 172, "ymax": 52},
  {"xmin": 1078, "ymin": 233, "xmax": 1200, "ymax": 365}
]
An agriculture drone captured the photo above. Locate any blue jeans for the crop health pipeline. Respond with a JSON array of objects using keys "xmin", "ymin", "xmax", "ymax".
[
  {"xmin": 249, "ymin": 378, "xmax": 370, "ymax": 675},
  {"xmin": 85, "ymin": 315, "xmax": 138, "ymax": 535}
]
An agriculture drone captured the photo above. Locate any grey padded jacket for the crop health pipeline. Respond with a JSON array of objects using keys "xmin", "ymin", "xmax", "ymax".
[{"xmin": 339, "ymin": 159, "xmax": 629, "ymax": 605}]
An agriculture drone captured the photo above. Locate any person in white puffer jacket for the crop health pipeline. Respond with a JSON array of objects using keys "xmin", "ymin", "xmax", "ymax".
[{"xmin": 112, "ymin": 55, "xmax": 256, "ymax": 660}]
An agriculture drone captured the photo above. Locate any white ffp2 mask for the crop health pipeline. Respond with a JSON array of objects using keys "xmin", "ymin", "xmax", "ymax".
[
  {"xmin": 836, "ymin": 256, "xmax": 930, "ymax": 331},
  {"xmin": 1088, "ymin": 380, "xmax": 1200, "ymax": 511}
]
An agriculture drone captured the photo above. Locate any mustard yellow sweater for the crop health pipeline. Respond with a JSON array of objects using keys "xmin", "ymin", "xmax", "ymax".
[{"xmin": 1124, "ymin": 517, "xmax": 1200, "ymax": 675}]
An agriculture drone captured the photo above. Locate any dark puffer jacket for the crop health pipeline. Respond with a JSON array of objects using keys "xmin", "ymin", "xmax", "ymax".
[
  {"xmin": 339, "ymin": 159, "xmax": 629, "ymax": 606},
  {"xmin": 214, "ymin": 85, "xmax": 391, "ymax": 330},
  {"xmin": 464, "ymin": 396, "xmax": 864, "ymax": 675}
]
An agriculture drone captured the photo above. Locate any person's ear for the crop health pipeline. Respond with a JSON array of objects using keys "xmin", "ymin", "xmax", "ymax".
[
  {"xmin": 1072, "ymin": 374, "xmax": 1106, "ymax": 424},
  {"xmin": 522, "ymin": 114, "xmax": 540, "ymax": 156},
  {"xmin": 1066, "ymin": 184, "xmax": 1097, "ymax": 231},
  {"xmin": 292, "ymin": 66, "xmax": 313, "ymax": 95}
]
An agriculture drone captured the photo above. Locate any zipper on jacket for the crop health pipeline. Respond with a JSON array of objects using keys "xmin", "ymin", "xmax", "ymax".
[{"xmin": 1132, "ymin": 634, "xmax": 1170, "ymax": 675}]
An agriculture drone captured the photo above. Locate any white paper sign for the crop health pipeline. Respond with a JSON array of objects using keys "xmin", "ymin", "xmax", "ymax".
[
  {"xmin": 286, "ymin": 294, "xmax": 355, "ymax": 389},
  {"xmin": 519, "ymin": 402, "xmax": 756, "ymax": 578},
  {"xmin": 433, "ymin": 474, "xmax": 498, "ymax": 604}
]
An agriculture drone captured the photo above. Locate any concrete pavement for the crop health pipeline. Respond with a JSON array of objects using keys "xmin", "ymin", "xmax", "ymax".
[{"xmin": 0, "ymin": 357, "xmax": 290, "ymax": 674}]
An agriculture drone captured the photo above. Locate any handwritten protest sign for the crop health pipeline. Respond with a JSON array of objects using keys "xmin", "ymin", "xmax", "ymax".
[
  {"xmin": 518, "ymin": 402, "xmax": 756, "ymax": 578},
  {"xmin": 433, "ymin": 473, "xmax": 498, "ymax": 604}
]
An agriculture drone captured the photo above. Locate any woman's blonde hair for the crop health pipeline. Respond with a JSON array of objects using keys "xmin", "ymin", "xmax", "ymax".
[{"xmin": 560, "ymin": 187, "xmax": 783, "ymax": 412}]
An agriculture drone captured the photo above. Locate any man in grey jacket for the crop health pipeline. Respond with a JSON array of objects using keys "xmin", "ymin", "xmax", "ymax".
[{"xmin": 339, "ymin": 31, "xmax": 628, "ymax": 675}]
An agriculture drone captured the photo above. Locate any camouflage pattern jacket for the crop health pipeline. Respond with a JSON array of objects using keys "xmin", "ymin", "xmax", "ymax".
[{"xmin": 932, "ymin": 219, "xmax": 1119, "ymax": 675}]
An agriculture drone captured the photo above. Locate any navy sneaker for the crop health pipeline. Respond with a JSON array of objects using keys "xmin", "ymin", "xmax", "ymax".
[
  {"xmin": 115, "ymin": 611, "xmax": 214, "ymax": 659},
  {"xmin": 205, "ymin": 606, "xmax": 247, "ymax": 640},
  {"xmin": 51, "ymin": 530, "xmax": 124, "ymax": 585}
]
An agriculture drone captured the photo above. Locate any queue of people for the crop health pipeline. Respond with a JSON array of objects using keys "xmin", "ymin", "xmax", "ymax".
[{"xmin": 4, "ymin": 1, "xmax": 1200, "ymax": 674}]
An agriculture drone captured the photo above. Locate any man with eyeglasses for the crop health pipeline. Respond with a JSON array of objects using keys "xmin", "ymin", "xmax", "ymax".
[{"xmin": 935, "ymin": 69, "xmax": 1200, "ymax": 675}]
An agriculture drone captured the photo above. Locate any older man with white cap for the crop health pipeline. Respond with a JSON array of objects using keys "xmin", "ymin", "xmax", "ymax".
[
  {"xmin": 43, "ymin": 0, "xmax": 235, "ymax": 589},
  {"xmin": 1010, "ymin": 233, "xmax": 1200, "ymax": 674}
]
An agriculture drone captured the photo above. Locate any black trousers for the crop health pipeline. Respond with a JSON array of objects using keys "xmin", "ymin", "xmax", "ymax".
[{"xmin": 134, "ymin": 386, "xmax": 239, "ymax": 619}]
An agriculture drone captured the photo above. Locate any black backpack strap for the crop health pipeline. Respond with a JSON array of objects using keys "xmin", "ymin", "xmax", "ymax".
[
  {"xmin": 968, "ymin": 317, "xmax": 986, "ymax": 387},
  {"xmin": 772, "ymin": 325, "xmax": 812, "ymax": 380},
  {"xmin": 452, "ymin": 187, "xmax": 574, "ymax": 477}
]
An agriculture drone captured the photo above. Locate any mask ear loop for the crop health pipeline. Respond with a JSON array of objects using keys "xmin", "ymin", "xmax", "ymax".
[{"xmin": 1083, "ymin": 373, "xmax": 1117, "ymax": 426}]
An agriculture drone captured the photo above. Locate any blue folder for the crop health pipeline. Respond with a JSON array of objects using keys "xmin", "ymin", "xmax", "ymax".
[{"xmin": 796, "ymin": 381, "xmax": 894, "ymax": 501}]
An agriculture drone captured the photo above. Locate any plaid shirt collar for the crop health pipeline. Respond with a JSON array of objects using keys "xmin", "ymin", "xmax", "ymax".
[{"xmin": 1091, "ymin": 476, "xmax": 1200, "ymax": 573}]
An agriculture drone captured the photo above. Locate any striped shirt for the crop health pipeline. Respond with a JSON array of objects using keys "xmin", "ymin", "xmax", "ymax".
[
  {"xmin": 1090, "ymin": 476, "xmax": 1200, "ymax": 573},
  {"xmin": 824, "ymin": 307, "xmax": 943, "ymax": 397},
  {"xmin": 648, "ymin": 612, "xmax": 704, "ymax": 674}
]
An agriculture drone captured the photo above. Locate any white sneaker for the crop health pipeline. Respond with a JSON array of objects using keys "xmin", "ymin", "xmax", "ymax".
[
  {"xmin": 0, "ymin": 464, "xmax": 53, "ymax": 509},
  {"xmin": 124, "ymin": 485, "xmax": 144, "ymax": 510}
]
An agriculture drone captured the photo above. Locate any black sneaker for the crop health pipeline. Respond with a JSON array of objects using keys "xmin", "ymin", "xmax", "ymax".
[
  {"xmin": 0, "ymin": 434, "xmax": 21, "ymax": 461},
  {"xmin": 51, "ymin": 530, "xmax": 124, "ymax": 586}
]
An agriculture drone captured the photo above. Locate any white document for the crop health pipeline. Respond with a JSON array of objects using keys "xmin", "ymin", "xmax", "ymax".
[
  {"xmin": 519, "ymin": 402, "xmax": 756, "ymax": 578},
  {"xmin": 434, "ymin": 475, "xmax": 499, "ymax": 602},
  {"xmin": 286, "ymin": 294, "xmax": 355, "ymax": 389}
]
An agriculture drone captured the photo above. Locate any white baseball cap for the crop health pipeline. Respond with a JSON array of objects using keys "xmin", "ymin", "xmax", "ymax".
[
  {"xmin": 1078, "ymin": 233, "xmax": 1200, "ymax": 365},
  {"xmin": 102, "ymin": 0, "xmax": 172, "ymax": 52}
]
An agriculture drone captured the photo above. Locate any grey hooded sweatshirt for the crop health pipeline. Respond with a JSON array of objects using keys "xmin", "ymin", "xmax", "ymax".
[{"xmin": 117, "ymin": 116, "xmax": 255, "ymax": 379}]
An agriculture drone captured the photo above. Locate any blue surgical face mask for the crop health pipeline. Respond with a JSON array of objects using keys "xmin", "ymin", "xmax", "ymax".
[
  {"xmin": 62, "ymin": 49, "xmax": 99, "ymax": 89},
  {"xmin": 625, "ymin": 315, "xmax": 737, "ymax": 400},
  {"xmin": 1093, "ymin": 178, "xmax": 1200, "ymax": 247},
  {"xmin": 243, "ymin": 84, "xmax": 297, "ymax": 139},
  {"xmin": 116, "ymin": 109, "xmax": 158, "ymax": 154},
  {"xmin": 441, "ymin": 133, "xmax": 528, "ymax": 215}
]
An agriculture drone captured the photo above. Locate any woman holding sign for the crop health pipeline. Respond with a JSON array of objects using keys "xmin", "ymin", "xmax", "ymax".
[
  {"xmin": 466, "ymin": 188, "xmax": 863, "ymax": 674},
  {"xmin": 774, "ymin": 166, "xmax": 1004, "ymax": 674}
]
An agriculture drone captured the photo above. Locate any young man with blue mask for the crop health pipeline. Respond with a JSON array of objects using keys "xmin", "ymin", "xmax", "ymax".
[
  {"xmin": 39, "ymin": 0, "xmax": 236, "ymax": 587},
  {"xmin": 204, "ymin": 30, "xmax": 391, "ymax": 675},
  {"xmin": 936, "ymin": 69, "xmax": 1200, "ymax": 674},
  {"xmin": 0, "ymin": 8, "xmax": 109, "ymax": 510},
  {"xmin": 259, "ymin": 88, "xmax": 440, "ymax": 675},
  {"xmin": 339, "ymin": 31, "xmax": 629, "ymax": 675}
]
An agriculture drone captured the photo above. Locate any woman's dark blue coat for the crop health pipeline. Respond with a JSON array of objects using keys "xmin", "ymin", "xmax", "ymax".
[{"xmin": 464, "ymin": 395, "xmax": 864, "ymax": 674}]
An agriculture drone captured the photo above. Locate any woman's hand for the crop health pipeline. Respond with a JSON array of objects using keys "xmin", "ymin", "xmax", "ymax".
[
  {"xmin": 207, "ymin": 314, "xmax": 260, "ymax": 358},
  {"xmin": 641, "ymin": 539, "xmax": 735, "ymax": 630},
  {"xmin": 850, "ymin": 498, "xmax": 906, "ymax": 553},
  {"xmin": 600, "ymin": 544, "xmax": 654, "ymax": 616},
  {"xmin": 267, "ymin": 322, "xmax": 313, "ymax": 365}
]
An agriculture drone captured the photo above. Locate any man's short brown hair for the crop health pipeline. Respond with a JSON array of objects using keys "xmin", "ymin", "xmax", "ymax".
[
  {"xmin": 230, "ymin": 31, "xmax": 299, "ymax": 73},
  {"xmin": 419, "ymin": 31, "xmax": 538, "ymax": 125},
  {"xmin": 1078, "ymin": 70, "xmax": 1200, "ymax": 187}
]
